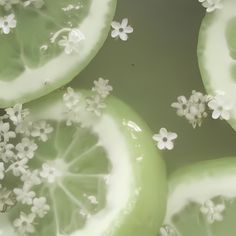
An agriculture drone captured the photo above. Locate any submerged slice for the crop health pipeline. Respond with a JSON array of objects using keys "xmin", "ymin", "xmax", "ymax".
[
  {"xmin": 160, "ymin": 158, "xmax": 236, "ymax": 236},
  {"xmin": 0, "ymin": 90, "xmax": 166, "ymax": 236},
  {"xmin": 0, "ymin": 0, "xmax": 116, "ymax": 107},
  {"xmin": 198, "ymin": 0, "xmax": 236, "ymax": 130}
]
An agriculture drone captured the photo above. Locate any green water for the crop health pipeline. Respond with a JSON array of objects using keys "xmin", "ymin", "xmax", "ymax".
[{"xmin": 70, "ymin": 0, "xmax": 236, "ymax": 174}]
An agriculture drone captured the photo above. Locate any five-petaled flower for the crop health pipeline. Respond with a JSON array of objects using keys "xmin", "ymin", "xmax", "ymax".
[
  {"xmin": 153, "ymin": 128, "xmax": 177, "ymax": 150},
  {"xmin": 16, "ymin": 138, "xmax": 38, "ymax": 160},
  {"xmin": 40, "ymin": 163, "xmax": 61, "ymax": 183},
  {"xmin": 0, "ymin": 13, "xmax": 17, "ymax": 34},
  {"xmin": 200, "ymin": 199, "xmax": 225, "ymax": 223},
  {"xmin": 31, "ymin": 197, "xmax": 50, "ymax": 218},
  {"xmin": 111, "ymin": 18, "xmax": 134, "ymax": 41},
  {"xmin": 14, "ymin": 212, "xmax": 36, "ymax": 234},
  {"xmin": 31, "ymin": 120, "xmax": 53, "ymax": 142}
]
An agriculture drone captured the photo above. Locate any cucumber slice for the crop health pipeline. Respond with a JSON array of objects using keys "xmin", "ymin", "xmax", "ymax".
[
  {"xmin": 198, "ymin": 0, "xmax": 236, "ymax": 129},
  {"xmin": 0, "ymin": 0, "xmax": 116, "ymax": 107},
  {"xmin": 160, "ymin": 158, "xmax": 236, "ymax": 236},
  {"xmin": 0, "ymin": 89, "xmax": 166, "ymax": 236}
]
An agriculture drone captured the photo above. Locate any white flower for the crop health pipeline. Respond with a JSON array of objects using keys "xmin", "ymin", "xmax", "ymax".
[
  {"xmin": 5, "ymin": 104, "xmax": 29, "ymax": 125},
  {"xmin": 0, "ymin": 142, "xmax": 15, "ymax": 163},
  {"xmin": 111, "ymin": 18, "xmax": 134, "ymax": 41},
  {"xmin": 0, "ymin": 121, "xmax": 16, "ymax": 142},
  {"xmin": 0, "ymin": 13, "xmax": 17, "ymax": 34},
  {"xmin": 0, "ymin": 0, "xmax": 19, "ymax": 11},
  {"xmin": 21, "ymin": 170, "xmax": 42, "ymax": 187},
  {"xmin": 31, "ymin": 197, "xmax": 50, "ymax": 218},
  {"xmin": 58, "ymin": 28, "xmax": 85, "ymax": 54},
  {"xmin": 86, "ymin": 95, "xmax": 106, "ymax": 117},
  {"xmin": 15, "ymin": 120, "xmax": 33, "ymax": 136},
  {"xmin": 14, "ymin": 187, "xmax": 36, "ymax": 205},
  {"xmin": 8, "ymin": 158, "xmax": 28, "ymax": 176},
  {"xmin": 153, "ymin": 128, "xmax": 177, "ymax": 150},
  {"xmin": 31, "ymin": 120, "xmax": 53, "ymax": 142},
  {"xmin": 0, "ymin": 162, "xmax": 4, "ymax": 180},
  {"xmin": 40, "ymin": 163, "xmax": 60, "ymax": 183},
  {"xmin": 16, "ymin": 138, "xmax": 38, "ymax": 160},
  {"xmin": 92, "ymin": 78, "xmax": 113, "ymax": 98},
  {"xmin": 160, "ymin": 225, "xmax": 177, "ymax": 236},
  {"xmin": 172, "ymin": 91, "xmax": 208, "ymax": 128},
  {"xmin": 14, "ymin": 212, "xmax": 35, "ymax": 234},
  {"xmin": 0, "ymin": 188, "xmax": 16, "ymax": 212},
  {"xmin": 63, "ymin": 87, "xmax": 81, "ymax": 110},
  {"xmin": 23, "ymin": 0, "xmax": 44, "ymax": 8},
  {"xmin": 208, "ymin": 94, "xmax": 233, "ymax": 120},
  {"xmin": 200, "ymin": 200, "xmax": 225, "ymax": 223},
  {"xmin": 200, "ymin": 0, "xmax": 223, "ymax": 12}
]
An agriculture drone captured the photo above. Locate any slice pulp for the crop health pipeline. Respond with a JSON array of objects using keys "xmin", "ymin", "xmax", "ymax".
[
  {"xmin": 160, "ymin": 158, "xmax": 236, "ymax": 236},
  {"xmin": 1, "ymin": 90, "xmax": 166, "ymax": 236},
  {"xmin": 0, "ymin": 0, "xmax": 116, "ymax": 107},
  {"xmin": 198, "ymin": 0, "xmax": 236, "ymax": 130}
]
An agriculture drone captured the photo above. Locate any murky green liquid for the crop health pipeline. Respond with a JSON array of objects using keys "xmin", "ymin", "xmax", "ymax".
[{"xmin": 70, "ymin": 0, "xmax": 236, "ymax": 175}]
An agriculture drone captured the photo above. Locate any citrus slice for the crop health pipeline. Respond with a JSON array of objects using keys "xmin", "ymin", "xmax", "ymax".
[
  {"xmin": 198, "ymin": 0, "xmax": 236, "ymax": 129},
  {"xmin": 0, "ymin": 0, "xmax": 116, "ymax": 107},
  {"xmin": 0, "ymin": 89, "xmax": 166, "ymax": 236},
  {"xmin": 160, "ymin": 158, "xmax": 236, "ymax": 236}
]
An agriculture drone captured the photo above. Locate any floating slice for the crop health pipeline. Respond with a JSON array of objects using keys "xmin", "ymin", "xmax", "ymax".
[
  {"xmin": 198, "ymin": 0, "xmax": 236, "ymax": 129},
  {"xmin": 160, "ymin": 158, "xmax": 236, "ymax": 236},
  {"xmin": 0, "ymin": 90, "xmax": 166, "ymax": 236},
  {"xmin": 0, "ymin": 0, "xmax": 116, "ymax": 107}
]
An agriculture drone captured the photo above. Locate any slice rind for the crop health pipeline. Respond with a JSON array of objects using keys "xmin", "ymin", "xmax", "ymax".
[
  {"xmin": 161, "ymin": 158, "xmax": 236, "ymax": 236},
  {"xmin": 198, "ymin": 0, "xmax": 236, "ymax": 130},
  {"xmin": 0, "ymin": 0, "xmax": 116, "ymax": 107},
  {"xmin": 1, "ymin": 90, "xmax": 166, "ymax": 236}
]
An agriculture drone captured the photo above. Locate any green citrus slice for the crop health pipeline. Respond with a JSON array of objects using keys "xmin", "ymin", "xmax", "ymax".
[
  {"xmin": 160, "ymin": 158, "xmax": 236, "ymax": 236},
  {"xmin": 0, "ymin": 89, "xmax": 166, "ymax": 236},
  {"xmin": 0, "ymin": 0, "xmax": 116, "ymax": 107},
  {"xmin": 197, "ymin": 0, "xmax": 236, "ymax": 129}
]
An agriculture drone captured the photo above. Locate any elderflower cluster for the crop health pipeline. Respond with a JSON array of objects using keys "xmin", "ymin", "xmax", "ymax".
[
  {"xmin": 0, "ymin": 0, "xmax": 44, "ymax": 35},
  {"xmin": 171, "ymin": 91, "xmax": 209, "ymax": 128},
  {"xmin": 199, "ymin": 0, "xmax": 223, "ymax": 13},
  {"xmin": 63, "ymin": 78, "xmax": 113, "ymax": 125},
  {"xmin": 0, "ymin": 103, "xmax": 53, "ymax": 234}
]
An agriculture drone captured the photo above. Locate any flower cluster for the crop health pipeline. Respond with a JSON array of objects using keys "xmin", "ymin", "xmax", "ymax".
[
  {"xmin": 160, "ymin": 224, "xmax": 177, "ymax": 236},
  {"xmin": 200, "ymin": 199, "xmax": 225, "ymax": 223},
  {"xmin": 63, "ymin": 78, "xmax": 113, "ymax": 125},
  {"xmin": 0, "ymin": 0, "xmax": 44, "ymax": 35},
  {"xmin": 0, "ymin": 103, "xmax": 53, "ymax": 234},
  {"xmin": 199, "ymin": 0, "xmax": 223, "ymax": 12}
]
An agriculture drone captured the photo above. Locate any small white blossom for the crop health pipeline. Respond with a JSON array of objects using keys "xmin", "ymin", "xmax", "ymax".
[
  {"xmin": 0, "ymin": 13, "xmax": 17, "ymax": 34},
  {"xmin": 111, "ymin": 18, "xmax": 134, "ymax": 41},
  {"xmin": 153, "ymin": 128, "xmax": 177, "ymax": 150},
  {"xmin": 172, "ymin": 91, "xmax": 208, "ymax": 128},
  {"xmin": 0, "ymin": 121, "xmax": 16, "ymax": 142},
  {"xmin": 5, "ymin": 104, "xmax": 29, "ymax": 125},
  {"xmin": 0, "ymin": 188, "xmax": 16, "ymax": 212},
  {"xmin": 15, "ymin": 120, "xmax": 33, "ymax": 136},
  {"xmin": 21, "ymin": 170, "xmax": 42, "ymax": 188},
  {"xmin": 0, "ymin": 162, "xmax": 4, "ymax": 180},
  {"xmin": 58, "ymin": 28, "xmax": 85, "ymax": 54},
  {"xmin": 208, "ymin": 94, "xmax": 233, "ymax": 120},
  {"xmin": 0, "ymin": 142, "xmax": 15, "ymax": 162},
  {"xmin": 31, "ymin": 120, "xmax": 53, "ymax": 142},
  {"xmin": 31, "ymin": 197, "xmax": 50, "ymax": 218},
  {"xmin": 63, "ymin": 87, "xmax": 81, "ymax": 110},
  {"xmin": 200, "ymin": 0, "xmax": 223, "ymax": 12},
  {"xmin": 8, "ymin": 158, "xmax": 28, "ymax": 176},
  {"xmin": 14, "ymin": 212, "xmax": 35, "ymax": 234},
  {"xmin": 40, "ymin": 163, "xmax": 60, "ymax": 183},
  {"xmin": 160, "ymin": 225, "xmax": 177, "ymax": 236},
  {"xmin": 16, "ymin": 138, "xmax": 38, "ymax": 160},
  {"xmin": 92, "ymin": 78, "xmax": 113, "ymax": 98},
  {"xmin": 200, "ymin": 200, "xmax": 225, "ymax": 223},
  {"xmin": 0, "ymin": 0, "xmax": 19, "ymax": 11},
  {"xmin": 14, "ymin": 187, "xmax": 36, "ymax": 205},
  {"xmin": 86, "ymin": 95, "xmax": 106, "ymax": 117},
  {"xmin": 23, "ymin": 0, "xmax": 44, "ymax": 8}
]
